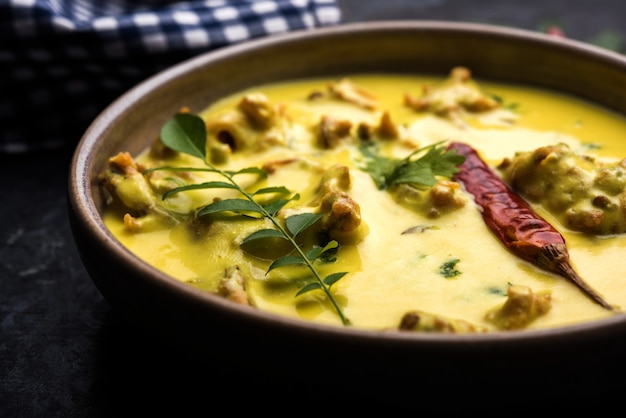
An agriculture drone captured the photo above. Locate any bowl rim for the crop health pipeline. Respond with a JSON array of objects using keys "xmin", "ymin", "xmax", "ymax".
[{"xmin": 69, "ymin": 19, "xmax": 626, "ymax": 350}]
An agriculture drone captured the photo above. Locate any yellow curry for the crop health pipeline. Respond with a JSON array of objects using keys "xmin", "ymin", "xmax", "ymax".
[{"xmin": 100, "ymin": 67, "xmax": 626, "ymax": 332}]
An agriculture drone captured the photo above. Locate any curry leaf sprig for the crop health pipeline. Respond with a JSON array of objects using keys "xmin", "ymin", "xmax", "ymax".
[
  {"xmin": 145, "ymin": 113, "xmax": 351, "ymax": 325},
  {"xmin": 359, "ymin": 141, "xmax": 465, "ymax": 190}
]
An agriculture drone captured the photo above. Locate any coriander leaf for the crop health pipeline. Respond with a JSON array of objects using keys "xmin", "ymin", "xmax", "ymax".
[
  {"xmin": 391, "ymin": 143, "xmax": 464, "ymax": 186},
  {"xmin": 439, "ymin": 258, "xmax": 461, "ymax": 278},
  {"xmin": 160, "ymin": 113, "xmax": 207, "ymax": 160},
  {"xmin": 359, "ymin": 142, "xmax": 464, "ymax": 190},
  {"xmin": 358, "ymin": 144, "xmax": 398, "ymax": 189}
]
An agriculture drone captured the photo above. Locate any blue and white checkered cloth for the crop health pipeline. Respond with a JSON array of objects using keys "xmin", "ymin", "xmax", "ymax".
[{"xmin": 0, "ymin": 0, "xmax": 342, "ymax": 153}]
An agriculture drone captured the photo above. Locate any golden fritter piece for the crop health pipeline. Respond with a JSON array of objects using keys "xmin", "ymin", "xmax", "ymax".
[
  {"xmin": 217, "ymin": 265, "xmax": 254, "ymax": 306},
  {"xmin": 205, "ymin": 93, "xmax": 289, "ymax": 163},
  {"xmin": 328, "ymin": 78, "xmax": 379, "ymax": 110},
  {"xmin": 499, "ymin": 142, "xmax": 626, "ymax": 235},
  {"xmin": 399, "ymin": 310, "xmax": 488, "ymax": 333},
  {"xmin": 99, "ymin": 152, "xmax": 191, "ymax": 232},
  {"xmin": 393, "ymin": 179, "xmax": 467, "ymax": 218},
  {"xmin": 317, "ymin": 115, "xmax": 353, "ymax": 149},
  {"xmin": 404, "ymin": 66, "xmax": 500, "ymax": 122},
  {"xmin": 485, "ymin": 285, "xmax": 552, "ymax": 330}
]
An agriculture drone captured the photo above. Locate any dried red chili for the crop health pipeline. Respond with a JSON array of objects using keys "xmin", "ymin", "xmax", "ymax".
[{"xmin": 447, "ymin": 141, "xmax": 616, "ymax": 311}]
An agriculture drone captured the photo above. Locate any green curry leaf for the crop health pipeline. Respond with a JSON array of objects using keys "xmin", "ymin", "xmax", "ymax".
[
  {"xmin": 240, "ymin": 228, "xmax": 287, "ymax": 244},
  {"xmin": 324, "ymin": 271, "xmax": 347, "ymax": 286},
  {"xmin": 285, "ymin": 212, "xmax": 323, "ymax": 237},
  {"xmin": 197, "ymin": 198, "xmax": 266, "ymax": 217},
  {"xmin": 306, "ymin": 240, "xmax": 338, "ymax": 261},
  {"xmin": 296, "ymin": 282, "xmax": 322, "ymax": 296},
  {"xmin": 252, "ymin": 186, "xmax": 291, "ymax": 196},
  {"xmin": 268, "ymin": 255, "xmax": 307, "ymax": 271},
  {"xmin": 160, "ymin": 113, "xmax": 207, "ymax": 160},
  {"xmin": 150, "ymin": 112, "xmax": 351, "ymax": 326},
  {"xmin": 161, "ymin": 181, "xmax": 237, "ymax": 200},
  {"xmin": 262, "ymin": 198, "xmax": 294, "ymax": 217},
  {"xmin": 296, "ymin": 271, "xmax": 346, "ymax": 297},
  {"xmin": 232, "ymin": 166, "xmax": 268, "ymax": 179}
]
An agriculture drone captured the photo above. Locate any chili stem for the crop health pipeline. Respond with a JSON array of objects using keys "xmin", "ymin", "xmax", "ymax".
[
  {"xmin": 448, "ymin": 141, "xmax": 617, "ymax": 312},
  {"xmin": 536, "ymin": 243, "xmax": 616, "ymax": 311}
]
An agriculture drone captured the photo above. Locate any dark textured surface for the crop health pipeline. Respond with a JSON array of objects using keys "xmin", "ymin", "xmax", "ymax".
[{"xmin": 3, "ymin": 1, "xmax": 626, "ymax": 416}]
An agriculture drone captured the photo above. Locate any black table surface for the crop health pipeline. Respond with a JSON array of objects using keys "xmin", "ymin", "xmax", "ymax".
[{"xmin": 4, "ymin": 1, "xmax": 626, "ymax": 415}]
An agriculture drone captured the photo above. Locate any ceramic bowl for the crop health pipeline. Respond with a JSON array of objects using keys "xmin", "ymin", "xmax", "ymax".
[{"xmin": 68, "ymin": 21, "xmax": 626, "ymax": 409}]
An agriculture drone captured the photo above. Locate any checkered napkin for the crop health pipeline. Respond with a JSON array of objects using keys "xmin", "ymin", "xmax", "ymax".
[{"xmin": 0, "ymin": 0, "xmax": 342, "ymax": 153}]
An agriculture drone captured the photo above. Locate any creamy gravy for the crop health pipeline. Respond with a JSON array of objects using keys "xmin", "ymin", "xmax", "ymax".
[{"xmin": 103, "ymin": 73, "xmax": 626, "ymax": 331}]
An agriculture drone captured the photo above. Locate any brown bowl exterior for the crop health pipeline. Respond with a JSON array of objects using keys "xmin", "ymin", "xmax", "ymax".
[{"xmin": 68, "ymin": 21, "xmax": 626, "ymax": 408}]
